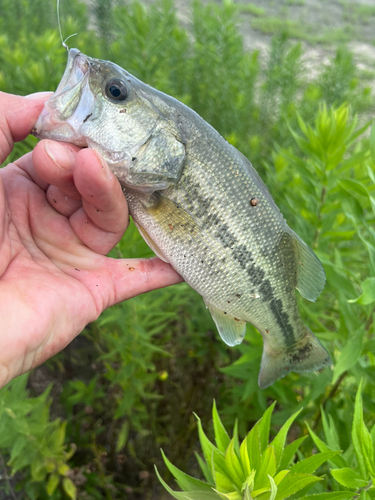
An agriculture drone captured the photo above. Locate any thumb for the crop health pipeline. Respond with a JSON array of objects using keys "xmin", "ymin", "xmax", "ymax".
[{"xmin": 0, "ymin": 91, "xmax": 53, "ymax": 165}]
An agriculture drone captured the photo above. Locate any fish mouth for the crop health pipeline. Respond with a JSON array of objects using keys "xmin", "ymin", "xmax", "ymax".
[{"xmin": 33, "ymin": 48, "xmax": 94, "ymax": 146}]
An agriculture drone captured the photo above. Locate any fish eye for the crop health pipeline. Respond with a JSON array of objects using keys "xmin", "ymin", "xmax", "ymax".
[{"xmin": 105, "ymin": 78, "xmax": 128, "ymax": 102}]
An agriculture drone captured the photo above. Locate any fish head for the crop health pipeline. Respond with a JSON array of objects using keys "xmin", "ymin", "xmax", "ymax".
[{"xmin": 33, "ymin": 48, "xmax": 163, "ymax": 188}]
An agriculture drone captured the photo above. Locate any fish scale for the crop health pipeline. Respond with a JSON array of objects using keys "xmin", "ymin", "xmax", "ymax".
[{"xmin": 33, "ymin": 48, "xmax": 331, "ymax": 388}]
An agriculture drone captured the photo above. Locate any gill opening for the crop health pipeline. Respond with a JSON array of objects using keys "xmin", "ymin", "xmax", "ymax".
[{"xmin": 57, "ymin": 0, "xmax": 78, "ymax": 51}]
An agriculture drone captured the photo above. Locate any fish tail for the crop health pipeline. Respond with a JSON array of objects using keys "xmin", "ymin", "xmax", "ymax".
[{"xmin": 258, "ymin": 327, "xmax": 331, "ymax": 389}]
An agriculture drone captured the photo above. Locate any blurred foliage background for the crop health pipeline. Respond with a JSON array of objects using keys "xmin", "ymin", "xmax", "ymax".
[{"xmin": 0, "ymin": 0, "xmax": 375, "ymax": 498}]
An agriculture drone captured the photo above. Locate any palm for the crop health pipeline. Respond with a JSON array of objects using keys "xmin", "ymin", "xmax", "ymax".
[{"xmin": 0, "ymin": 93, "xmax": 181, "ymax": 386}]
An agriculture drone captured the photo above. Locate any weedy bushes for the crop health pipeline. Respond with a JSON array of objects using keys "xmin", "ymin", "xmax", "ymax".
[{"xmin": 0, "ymin": 0, "xmax": 375, "ymax": 498}]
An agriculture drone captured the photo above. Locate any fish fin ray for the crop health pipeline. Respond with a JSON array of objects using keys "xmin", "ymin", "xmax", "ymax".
[
  {"xmin": 258, "ymin": 327, "xmax": 331, "ymax": 389},
  {"xmin": 134, "ymin": 221, "xmax": 170, "ymax": 263},
  {"xmin": 206, "ymin": 302, "xmax": 246, "ymax": 346},
  {"xmin": 292, "ymin": 233, "xmax": 326, "ymax": 302}
]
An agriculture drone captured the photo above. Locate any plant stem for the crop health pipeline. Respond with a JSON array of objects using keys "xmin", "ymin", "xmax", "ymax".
[
  {"xmin": 312, "ymin": 370, "xmax": 348, "ymax": 430},
  {"xmin": 313, "ymin": 185, "xmax": 327, "ymax": 248},
  {"xmin": 0, "ymin": 452, "xmax": 17, "ymax": 500}
]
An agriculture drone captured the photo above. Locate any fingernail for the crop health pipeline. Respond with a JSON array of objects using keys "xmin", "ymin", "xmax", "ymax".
[
  {"xmin": 25, "ymin": 91, "xmax": 54, "ymax": 100},
  {"xmin": 93, "ymin": 149, "xmax": 112, "ymax": 180},
  {"xmin": 45, "ymin": 141, "xmax": 77, "ymax": 170}
]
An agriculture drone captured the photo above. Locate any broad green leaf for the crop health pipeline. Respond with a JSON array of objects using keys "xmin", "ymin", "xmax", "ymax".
[
  {"xmin": 303, "ymin": 494, "xmax": 358, "ymax": 500},
  {"xmin": 161, "ymin": 450, "xmax": 213, "ymax": 492},
  {"xmin": 240, "ymin": 437, "xmax": 251, "ymax": 478},
  {"xmin": 224, "ymin": 439, "xmax": 245, "ymax": 489},
  {"xmin": 214, "ymin": 470, "xmax": 238, "ymax": 493},
  {"xmin": 258, "ymin": 402, "xmax": 276, "ymax": 453},
  {"xmin": 268, "ymin": 475, "xmax": 277, "ymax": 500},
  {"xmin": 62, "ymin": 478, "xmax": 77, "ymax": 500},
  {"xmin": 213, "ymin": 400, "xmax": 230, "ymax": 453},
  {"xmin": 332, "ymin": 329, "xmax": 365, "ymax": 383},
  {"xmin": 270, "ymin": 409, "xmax": 302, "ymax": 470},
  {"xmin": 306, "ymin": 423, "xmax": 347, "ymax": 468},
  {"xmin": 274, "ymin": 473, "xmax": 322, "ymax": 500},
  {"xmin": 254, "ymin": 446, "xmax": 276, "ymax": 490},
  {"xmin": 331, "ymin": 467, "xmax": 368, "ymax": 489},
  {"xmin": 352, "ymin": 380, "xmax": 375, "ymax": 477},
  {"xmin": 46, "ymin": 472, "xmax": 60, "ymax": 496},
  {"xmin": 247, "ymin": 422, "xmax": 261, "ymax": 471},
  {"xmin": 348, "ymin": 277, "xmax": 375, "ymax": 305},
  {"xmin": 279, "ymin": 437, "xmax": 307, "ymax": 471},
  {"xmin": 155, "ymin": 467, "xmax": 221, "ymax": 500},
  {"xmin": 274, "ymin": 471, "xmax": 289, "ymax": 485},
  {"xmin": 290, "ymin": 451, "xmax": 340, "ymax": 474}
]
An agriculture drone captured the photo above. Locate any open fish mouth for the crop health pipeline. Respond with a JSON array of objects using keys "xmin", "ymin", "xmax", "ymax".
[{"xmin": 33, "ymin": 48, "xmax": 94, "ymax": 146}]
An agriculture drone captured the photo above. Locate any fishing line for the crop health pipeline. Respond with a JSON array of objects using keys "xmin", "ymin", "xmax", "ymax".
[{"xmin": 57, "ymin": 0, "xmax": 78, "ymax": 51}]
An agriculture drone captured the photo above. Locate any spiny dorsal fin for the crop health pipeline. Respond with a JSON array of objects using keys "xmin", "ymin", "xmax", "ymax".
[
  {"xmin": 205, "ymin": 301, "xmax": 246, "ymax": 346},
  {"xmin": 292, "ymin": 233, "xmax": 326, "ymax": 302}
]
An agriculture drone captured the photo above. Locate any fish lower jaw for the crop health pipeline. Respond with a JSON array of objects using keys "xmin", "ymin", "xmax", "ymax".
[{"xmin": 33, "ymin": 110, "xmax": 88, "ymax": 147}]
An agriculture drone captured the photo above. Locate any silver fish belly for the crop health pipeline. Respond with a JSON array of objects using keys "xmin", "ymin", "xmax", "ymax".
[{"xmin": 33, "ymin": 49, "xmax": 331, "ymax": 388}]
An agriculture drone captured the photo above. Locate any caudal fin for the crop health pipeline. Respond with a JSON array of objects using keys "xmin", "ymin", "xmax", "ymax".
[{"xmin": 258, "ymin": 328, "xmax": 331, "ymax": 389}]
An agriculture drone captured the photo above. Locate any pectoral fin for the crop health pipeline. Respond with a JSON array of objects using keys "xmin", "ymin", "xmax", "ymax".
[
  {"xmin": 134, "ymin": 222, "xmax": 170, "ymax": 263},
  {"xmin": 206, "ymin": 302, "xmax": 246, "ymax": 346}
]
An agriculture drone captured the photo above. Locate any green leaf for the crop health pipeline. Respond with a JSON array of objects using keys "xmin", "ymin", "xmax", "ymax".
[
  {"xmin": 352, "ymin": 380, "xmax": 375, "ymax": 478},
  {"xmin": 224, "ymin": 438, "xmax": 245, "ymax": 489},
  {"xmin": 194, "ymin": 414, "xmax": 226, "ymax": 474},
  {"xmin": 213, "ymin": 400, "xmax": 231, "ymax": 453},
  {"xmin": 306, "ymin": 423, "xmax": 347, "ymax": 468},
  {"xmin": 275, "ymin": 473, "xmax": 322, "ymax": 500},
  {"xmin": 195, "ymin": 452, "xmax": 214, "ymax": 485},
  {"xmin": 258, "ymin": 402, "xmax": 276, "ymax": 454},
  {"xmin": 116, "ymin": 421, "xmax": 129, "ymax": 453},
  {"xmin": 62, "ymin": 478, "xmax": 77, "ymax": 500},
  {"xmin": 268, "ymin": 475, "xmax": 278, "ymax": 500},
  {"xmin": 254, "ymin": 446, "xmax": 276, "ymax": 490},
  {"xmin": 370, "ymin": 125, "xmax": 375, "ymax": 165},
  {"xmin": 161, "ymin": 450, "xmax": 213, "ymax": 492},
  {"xmin": 240, "ymin": 436, "xmax": 251, "ymax": 478},
  {"xmin": 155, "ymin": 467, "xmax": 221, "ymax": 500},
  {"xmin": 279, "ymin": 437, "xmax": 307, "ymax": 471},
  {"xmin": 46, "ymin": 472, "xmax": 60, "ymax": 496},
  {"xmin": 270, "ymin": 409, "xmax": 302, "ymax": 470},
  {"xmin": 290, "ymin": 451, "xmax": 340, "ymax": 474},
  {"xmin": 348, "ymin": 277, "xmax": 375, "ymax": 305},
  {"xmin": 321, "ymin": 409, "xmax": 340, "ymax": 451},
  {"xmin": 247, "ymin": 422, "xmax": 261, "ymax": 471},
  {"xmin": 303, "ymin": 494, "xmax": 357, "ymax": 500},
  {"xmin": 331, "ymin": 467, "xmax": 368, "ymax": 489},
  {"xmin": 332, "ymin": 329, "xmax": 365, "ymax": 383}
]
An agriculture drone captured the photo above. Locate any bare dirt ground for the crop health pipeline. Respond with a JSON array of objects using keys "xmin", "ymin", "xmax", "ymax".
[{"xmin": 146, "ymin": 0, "xmax": 375, "ymax": 84}]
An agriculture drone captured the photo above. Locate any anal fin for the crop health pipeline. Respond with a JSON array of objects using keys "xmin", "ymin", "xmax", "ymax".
[{"xmin": 206, "ymin": 302, "xmax": 246, "ymax": 346}]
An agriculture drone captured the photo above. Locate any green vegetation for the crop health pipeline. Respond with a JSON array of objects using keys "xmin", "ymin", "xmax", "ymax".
[{"xmin": 0, "ymin": 0, "xmax": 375, "ymax": 498}]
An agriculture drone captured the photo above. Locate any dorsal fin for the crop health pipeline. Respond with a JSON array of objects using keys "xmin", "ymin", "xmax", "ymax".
[{"xmin": 292, "ymin": 233, "xmax": 326, "ymax": 302}]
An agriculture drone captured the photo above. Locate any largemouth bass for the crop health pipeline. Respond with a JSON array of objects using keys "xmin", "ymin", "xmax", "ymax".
[{"xmin": 33, "ymin": 48, "xmax": 331, "ymax": 388}]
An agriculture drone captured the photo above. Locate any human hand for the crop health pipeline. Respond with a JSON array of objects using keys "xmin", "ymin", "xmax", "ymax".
[{"xmin": 0, "ymin": 91, "xmax": 182, "ymax": 388}]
